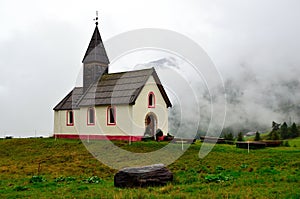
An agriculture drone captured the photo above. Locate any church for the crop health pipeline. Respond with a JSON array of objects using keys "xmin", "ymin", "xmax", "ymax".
[{"xmin": 53, "ymin": 22, "xmax": 172, "ymax": 141}]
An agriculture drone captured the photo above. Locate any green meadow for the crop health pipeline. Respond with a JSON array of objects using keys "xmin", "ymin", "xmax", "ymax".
[{"xmin": 0, "ymin": 138, "xmax": 299, "ymax": 198}]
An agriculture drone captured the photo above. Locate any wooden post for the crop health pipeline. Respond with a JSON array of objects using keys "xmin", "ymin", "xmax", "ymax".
[{"xmin": 248, "ymin": 141, "xmax": 250, "ymax": 154}]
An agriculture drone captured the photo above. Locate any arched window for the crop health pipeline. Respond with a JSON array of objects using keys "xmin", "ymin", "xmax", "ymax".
[
  {"xmin": 148, "ymin": 92, "xmax": 155, "ymax": 108},
  {"xmin": 107, "ymin": 106, "xmax": 116, "ymax": 125},
  {"xmin": 87, "ymin": 107, "xmax": 95, "ymax": 125},
  {"xmin": 66, "ymin": 110, "xmax": 74, "ymax": 126}
]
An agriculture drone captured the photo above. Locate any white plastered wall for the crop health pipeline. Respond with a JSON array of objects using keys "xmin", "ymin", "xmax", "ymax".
[
  {"xmin": 132, "ymin": 75, "xmax": 169, "ymax": 136},
  {"xmin": 53, "ymin": 110, "xmax": 79, "ymax": 134},
  {"xmin": 75, "ymin": 105, "xmax": 133, "ymax": 136}
]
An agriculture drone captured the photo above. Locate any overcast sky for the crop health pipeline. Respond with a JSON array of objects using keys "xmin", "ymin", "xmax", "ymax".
[{"xmin": 0, "ymin": 0, "xmax": 299, "ymax": 137}]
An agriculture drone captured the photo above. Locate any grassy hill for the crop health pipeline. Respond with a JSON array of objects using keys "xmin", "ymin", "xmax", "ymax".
[{"xmin": 0, "ymin": 138, "xmax": 299, "ymax": 198}]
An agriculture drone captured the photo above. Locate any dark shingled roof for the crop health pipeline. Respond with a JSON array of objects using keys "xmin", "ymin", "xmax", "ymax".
[
  {"xmin": 82, "ymin": 26, "xmax": 110, "ymax": 65},
  {"xmin": 54, "ymin": 68, "xmax": 172, "ymax": 110},
  {"xmin": 53, "ymin": 87, "xmax": 83, "ymax": 110},
  {"xmin": 77, "ymin": 67, "xmax": 172, "ymax": 108}
]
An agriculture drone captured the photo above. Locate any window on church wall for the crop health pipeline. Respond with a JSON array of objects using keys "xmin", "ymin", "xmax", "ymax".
[
  {"xmin": 148, "ymin": 92, "xmax": 155, "ymax": 108},
  {"xmin": 66, "ymin": 110, "xmax": 74, "ymax": 126},
  {"xmin": 87, "ymin": 107, "xmax": 95, "ymax": 125},
  {"xmin": 107, "ymin": 106, "xmax": 116, "ymax": 125}
]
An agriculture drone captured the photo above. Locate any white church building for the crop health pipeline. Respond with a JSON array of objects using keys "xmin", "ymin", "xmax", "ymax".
[{"xmin": 53, "ymin": 22, "xmax": 172, "ymax": 141}]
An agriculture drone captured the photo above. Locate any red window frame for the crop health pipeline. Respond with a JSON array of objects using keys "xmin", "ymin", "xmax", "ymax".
[
  {"xmin": 107, "ymin": 106, "xmax": 116, "ymax": 126},
  {"xmin": 148, "ymin": 92, "xmax": 155, "ymax": 108},
  {"xmin": 66, "ymin": 110, "xmax": 74, "ymax": 126},
  {"xmin": 87, "ymin": 107, "xmax": 95, "ymax": 126}
]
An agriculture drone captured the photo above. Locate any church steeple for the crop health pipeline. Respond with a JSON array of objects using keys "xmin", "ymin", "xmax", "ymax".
[
  {"xmin": 82, "ymin": 25, "xmax": 110, "ymax": 65},
  {"xmin": 82, "ymin": 16, "xmax": 109, "ymax": 91}
]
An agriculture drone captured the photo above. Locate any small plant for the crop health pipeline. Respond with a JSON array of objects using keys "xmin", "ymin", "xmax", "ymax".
[
  {"xmin": 14, "ymin": 185, "xmax": 29, "ymax": 191},
  {"xmin": 240, "ymin": 164, "xmax": 248, "ymax": 169},
  {"xmin": 54, "ymin": 176, "xmax": 76, "ymax": 183},
  {"xmin": 215, "ymin": 166, "xmax": 225, "ymax": 173},
  {"xmin": 77, "ymin": 186, "xmax": 89, "ymax": 191},
  {"xmin": 205, "ymin": 166, "xmax": 234, "ymax": 183},
  {"xmin": 82, "ymin": 176, "xmax": 102, "ymax": 184},
  {"xmin": 205, "ymin": 173, "xmax": 232, "ymax": 183},
  {"xmin": 258, "ymin": 167, "xmax": 280, "ymax": 175},
  {"xmin": 29, "ymin": 176, "xmax": 45, "ymax": 183}
]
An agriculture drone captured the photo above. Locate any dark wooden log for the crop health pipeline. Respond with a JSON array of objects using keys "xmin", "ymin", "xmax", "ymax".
[
  {"xmin": 114, "ymin": 164, "xmax": 173, "ymax": 188},
  {"xmin": 200, "ymin": 136, "xmax": 225, "ymax": 144},
  {"xmin": 236, "ymin": 141, "xmax": 266, "ymax": 149},
  {"xmin": 264, "ymin": 140, "xmax": 283, "ymax": 147}
]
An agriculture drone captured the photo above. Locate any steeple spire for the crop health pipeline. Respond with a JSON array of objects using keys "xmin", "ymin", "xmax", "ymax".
[{"xmin": 82, "ymin": 12, "xmax": 109, "ymax": 65}]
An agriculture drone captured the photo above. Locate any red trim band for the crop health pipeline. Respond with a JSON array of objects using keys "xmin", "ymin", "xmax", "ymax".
[{"xmin": 54, "ymin": 134, "xmax": 143, "ymax": 141}]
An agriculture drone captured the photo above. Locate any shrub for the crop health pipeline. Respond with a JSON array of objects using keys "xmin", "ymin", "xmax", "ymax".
[
  {"xmin": 156, "ymin": 129, "xmax": 163, "ymax": 137},
  {"xmin": 268, "ymin": 131, "xmax": 280, "ymax": 140},
  {"xmin": 224, "ymin": 132, "xmax": 234, "ymax": 141},
  {"xmin": 156, "ymin": 129, "xmax": 163, "ymax": 140},
  {"xmin": 283, "ymin": 141, "xmax": 290, "ymax": 147}
]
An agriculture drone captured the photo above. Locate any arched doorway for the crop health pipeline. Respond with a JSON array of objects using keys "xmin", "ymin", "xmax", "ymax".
[{"xmin": 144, "ymin": 112, "xmax": 158, "ymax": 138}]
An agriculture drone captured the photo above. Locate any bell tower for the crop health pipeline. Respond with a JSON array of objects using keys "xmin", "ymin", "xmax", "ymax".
[{"xmin": 82, "ymin": 14, "xmax": 109, "ymax": 91}]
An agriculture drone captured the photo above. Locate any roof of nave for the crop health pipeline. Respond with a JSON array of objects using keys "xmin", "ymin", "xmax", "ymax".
[{"xmin": 54, "ymin": 68, "xmax": 172, "ymax": 110}]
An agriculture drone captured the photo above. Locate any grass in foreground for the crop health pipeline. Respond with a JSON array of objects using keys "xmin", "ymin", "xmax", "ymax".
[{"xmin": 0, "ymin": 138, "xmax": 299, "ymax": 198}]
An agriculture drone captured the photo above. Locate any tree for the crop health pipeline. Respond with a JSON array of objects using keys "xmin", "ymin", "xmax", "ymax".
[
  {"xmin": 272, "ymin": 121, "xmax": 281, "ymax": 131},
  {"xmin": 290, "ymin": 123, "xmax": 299, "ymax": 138},
  {"xmin": 224, "ymin": 132, "xmax": 234, "ymax": 141},
  {"xmin": 254, "ymin": 131, "xmax": 261, "ymax": 141},
  {"xmin": 280, "ymin": 122, "xmax": 289, "ymax": 139},
  {"xmin": 268, "ymin": 121, "xmax": 281, "ymax": 140},
  {"xmin": 237, "ymin": 132, "xmax": 244, "ymax": 141}
]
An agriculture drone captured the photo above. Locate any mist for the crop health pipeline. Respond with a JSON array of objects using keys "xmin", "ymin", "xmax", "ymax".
[{"xmin": 134, "ymin": 56, "xmax": 300, "ymax": 137}]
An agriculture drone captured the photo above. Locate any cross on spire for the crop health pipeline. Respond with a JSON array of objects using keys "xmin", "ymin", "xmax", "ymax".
[{"xmin": 94, "ymin": 11, "xmax": 99, "ymax": 26}]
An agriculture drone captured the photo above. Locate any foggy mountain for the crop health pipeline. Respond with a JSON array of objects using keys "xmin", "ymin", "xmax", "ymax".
[{"xmin": 134, "ymin": 56, "xmax": 300, "ymax": 136}]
